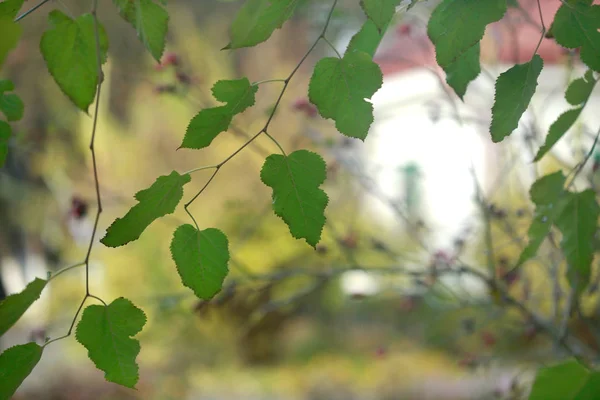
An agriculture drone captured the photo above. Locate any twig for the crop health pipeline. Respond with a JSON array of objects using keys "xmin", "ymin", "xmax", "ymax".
[
  {"xmin": 13, "ymin": 0, "xmax": 51, "ymax": 21},
  {"xmin": 183, "ymin": 0, "xmax": 339, "ymax": 223}
]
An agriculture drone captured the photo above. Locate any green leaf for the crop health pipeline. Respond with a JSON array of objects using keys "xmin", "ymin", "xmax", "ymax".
[
  {"xmin": 101, "ymin": 171, "xmax": 191, "ymax": 247},
  {"xmin": 0, "ymin": 16, "xmax": 22, "ymax": 69},
  {"xmin": 444, "ymin": 43, "xmax": 480, "ymax": 99},
  {"xmin": 529, "ymin": 359, "xmax": 600, "ymax": 400},
  {"xmin": 260, "ymin": 150, "xmax": 329, "ymax": 247},
  {"xmin": 181, "ymin": 78, "xmax": 257, "ymax": 149},
  {"xmin": 517, "ymin": 172, "xmax": 567, "ymax": 266},
  {"xmin": 345, "ymin": 19, "xmax": 383, "ymax": 58},
  {"xmin": 0, "ymin": 0, "xmax": 24, "ymax": 18},
  {"xmin": 359, "ymin": 0, "xmax": 400, "ymax": 32},
  {"xmin": 225, "ymin": 0, "xmax": 300, "ymax": 49},
  {"xmin": 0, "ymin": 278, "xmax": 46, "ymax": 337},
  {"xmin": 556, "ymin": 190, "xmax": 600, "ymax": 292},
  {"xmin": 0, "ymin": 79, "xmax": 23, "ymax": 121},
  {"xmin": 170, "ymin": 224, "xmax": 230, "ymax": 300},
  {"xmin": 76, "ymin": 298, "xmax": 146, "ymax": 388},
  {"xmin": 565, "ymin": 70, "xmax": 596, "ymax": 106},
  {"xmin": 112, "ymin": 0, "xmax": 169, "ymax": 61},
  {"xmin": 550, "ymin": 1, "xmax": 600, "ymax": 71},
  {"xmin": 40, "ymin": 11, "xmax": 109, "ymax": 112},
  {"xmin": 490, "ymin": 55, "xmax": 543, "ymax": 142},
  {"xmin": 427, "ymin": 0, "xmax": 506, "ymax": 68},
  {"xmin": 0, "ymin": 343, "xmax": 43, "ymax": 400},
  {"xmin": 0, "ymin": 120, "xmax": 9, "ymax": 167},
  {"xmin": 308, "ymin": 51, "xmax": 383, "ymax": 140},
  {"xmin": 534, "ymin": 107, "xmax": 583, "ymax": 161}
]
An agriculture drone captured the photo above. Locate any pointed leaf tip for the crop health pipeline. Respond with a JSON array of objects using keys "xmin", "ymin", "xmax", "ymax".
[
  {"xmin": 76, "ymin": 297, "xmax": 146, "ymax": 388},
  {"xmin": 261, "ymin": 150, "xmax": 329, "ymax": 247}
]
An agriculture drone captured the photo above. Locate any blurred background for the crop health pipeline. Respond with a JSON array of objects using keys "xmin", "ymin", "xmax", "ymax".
[{"xmin": 2, "ymin": 0, "xmax": 600, "ymax": 399}]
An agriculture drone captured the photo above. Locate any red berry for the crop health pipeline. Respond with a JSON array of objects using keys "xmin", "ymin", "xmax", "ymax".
[
  {"xmin": 162, "ymin": 52, "xmax": 179, "ymax": 66},
  {"xmin": 375, "ymin": 346, "xmax": 387, "ymax": 358},
  {"xmin": 396, "ymin": 24, "xmax": 412, "ymax": 36},
  {"xmin": 71, "ymin": 196, "xmax": 88, "ymax": 219},
  {"xmin": 481, "ymin": 331, "xmax": 496, "ymax": 347}
]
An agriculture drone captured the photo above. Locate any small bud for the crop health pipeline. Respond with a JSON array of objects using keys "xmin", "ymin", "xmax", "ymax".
[{"xmin": 71, "ymin": 196, "xmax": 88, "ymax": 219}]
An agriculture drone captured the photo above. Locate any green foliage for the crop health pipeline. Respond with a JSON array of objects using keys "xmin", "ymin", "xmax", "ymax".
[
  {"xmin": 260, "ymin": 150, "xmax": 328, "ymax": 247},
  {"xmin": 359, "ymin": 0, "xmax": 400, "ymax": 32},
  {"xmin": 170, "ymin": 225, "xmax": 230, "ymax": 300},
  {"xmin": 517, "ymin": 172, "xmax": 567, "ymax": 267},
  {"xmin": 5, "ymin": 0, "xmax": 600, "ymax": 395},
  {"xmin": 534, "ymin": 109, "xmax": 583, "ymax": 162},
  {"xmin": 40, "ymin": 11, "xmax": 109, "ymax": 112},
  {"xmin": 345, "ymin": 19, "xmax": 383, "ymax": 58},
  {"xmin": 308, "ymin": 51, "xmax": 383, "ymax": 140},
  {"xmin": 426, "ymin": 0, "xmax": 506, "ymax": 98},
  {"xmin": 529, "ymin": 359, "xmax": 600, "ymax": 400},
  {"xmin": 518, "ymin": 172, "xmax": 600, "ymax": 292},
  {"xmin": 76, "ymin": 298, "xmax": 146, "ymax": 388},
  {"xmin": 0, "ymin": 0, "xmax": 24, "ymax": 18},
  {"xmin": 535, "ymin": 70, "xmax": 596, "ymax": 161},
  {"xmin": 112, "ymin": 0, "xmax": 169, "ymax": 62},
  {"xmin": 443, "ymin": 44, "xmax": 480, "ymax": 100},
  {"xmin": 181, "ymin": 78, "xmax": 258, "ymax": 149},
  {"xmin": 490, "ymin": 55, "xmax": 543, "ymax": 143},
  {"xmin": 0, "ymin": 343, "xmax": 43, "ymax": 400},
  {"xmin": 0, "ymin": 79, "xmax": 23, "ymax": 121},
  {"xmin": 0, "ymin": 16, "xmax": 21, "ymax": 69},
  {"xmin": 225, "ymin": 0, "xmax": 300, "ymax": 49},
  {"xmin": 566, "ymin": 70, "xmax": 597, "ymax": 106},
  {"xmin": 551, "ymin": 1, "xmax": 600, "ymax": 72},
  {"xmin": 427, "ymin": 0, "xmax": 506, "ymax": 67},
  {"xmin": 101, "ymin": 171, "xmax": 191, "ymax": 247},
  {"xmin": 555, "ymin": 189, "xmax": 600, "ymax": 292},
  {"xmin": 0, "ymin": 120, "xmax": 9, "ymax": 167},
  {"xmin": 0, "ymin": 278, "xmax": 46, "ymax": 337}
]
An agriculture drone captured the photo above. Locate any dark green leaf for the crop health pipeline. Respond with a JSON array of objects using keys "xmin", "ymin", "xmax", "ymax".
[
  {"xmin": 529, "ymin": 359, "xmax": 600, "ymax": 400},
  {"xmin": 181, "ymin": 78, "xmax": 257, "ymax": 149},
  {"xmin": 550, "ymin": 1, "xmax": 600, "ymax": 71},
  {"xmin": 556, "ymin": 190, "xmax": 600, "ymax": 292},
  {"xmin": 225, "ymin": 0, "xmax": 300, "ymax": 49},
  {"xmin": 308, "ymin": 51, "xmax": 383, "ymax": 140},
  {"xmin": 0, "ymin": 343, "xmax": 43, "ymax": 400},
  {"xmin": 40, "ymin": 11, "xmax": 109, "ymax": 111},
  {"xmin": 170, "ymin": 224, "xmax": 230, "ymax": 300},
  {"xmin": 76, "ymin": 297, "xmax": 146, "ymax": 388},
  {"xmin": 345, "ymin": 19, "xmax": 383, "ymax": 58},
  {"xmin": 0, "ymin": 120, "xmax": 9, "ymax": 167},
  {"xmin": 565, "ymin": 69, "xmax": 596, "ymax": 106},
  {"xmin": 101, "ymin": 171, "xmax": 191, "ymax": 247},
  {"xmin": 490, "ymin": 55, "xmax": 543, "ymax": 142},
  {"xmin": 112, "ymin": 0, "xmax": 169, "ymax": 61},
  {"xmin": 444, "ymin": 43, "xmax": 480, "ymax": 99},
  {"xmin": 359, "ymin": 0, "xmax": 400, "ymax": 32},
  {"xmin": 517, "ymin": 172, "xmax": 567, "ymax": 266},
  {"xmin": 0, "ymin": 79, "xmax": 23, "ymax": 121},
  {"xmin": 260, "ymin": 150, "xmax": 328, "ymax": 247},
  {"xmin": 0, "ymin": 16, "xmax": 21, "ymax": 69},
  {"xmin": 0, "ymin": 0, "xmax": 24, "ymax": 18},
  {"xmin": 427, "ymin": 0, "xmax": 506, "ymax": 68},
  {"xmin": 534, "ymin": 107, "xmax": 583, "ymax": 161},
  {"xmin": 0, "ymin": 278, "xmax": 46, "ymax": 337}
]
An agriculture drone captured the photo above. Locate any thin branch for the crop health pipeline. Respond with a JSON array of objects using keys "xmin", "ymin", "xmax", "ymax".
[
  {"xmin": 14, "ymin": 0, "xmax": 51, "ymax": 22},
  {"xmin": 183, "ymin": 0, "xmax": 339, "ymax": 220}
]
